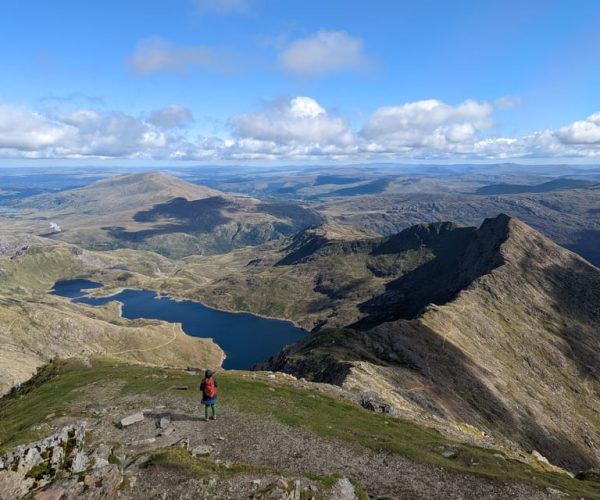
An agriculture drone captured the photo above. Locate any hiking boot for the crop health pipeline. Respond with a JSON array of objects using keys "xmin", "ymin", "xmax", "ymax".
[
  {"xmin": 210, "ymin": 416, "xmax": 216, "ymax": 421},
  {"xmin": 203, "ymin": 416, "xmax": 209, "ymax": 422}
]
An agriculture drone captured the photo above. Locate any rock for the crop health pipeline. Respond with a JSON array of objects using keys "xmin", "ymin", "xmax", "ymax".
[
  {"xmin": 532, "ymin": 450, "xmax": 550, "ymax": 465},
  {"xmin": 130, "ymin": 438, "xmax": 156, "ymax": 446},
  {"xmin": 0, "ymin": 470, "xmax": 35, "ymax": 499},
  {"xmin": 172, "ymin": 438, "xmax": 189, "ymax": 450},
  {"xmin": 171, "ymin": 385, "xmax": 189, "ymax": 390},
  {"xmin": 546, "ymin": 487, "xmax": 569, "ymax": 497},
  {"xmin": 22, "ymin": 447, "xmax": 43, "ymax": 472},
  {"xmin": 359, "ymin": 392, "xmax": 391, "ymax": 414},
  {"xmin": 275, "ymin": 478, "xmax": 289, "ymax": 490},
  {"xmin": 442, "ymin": 450, "xmax": 458, "ymax": 459},
  {"xmin": 91, "ymin": 444, "xmax": 112, "ymax": 469},
  {"xmin": 124, "ymin": 455, "xmax": 150, "ymax": 474},
  {"xmin": 159, "ymin": 427, "xmax": 175, "ymax": 437},
  {"xmin": 71, "ymin": 451, "xmax": 89, "ymax": 473},
  {"xmin": 330, "ymin": 477, "xmax": 358, "ymax": 500},
  {"xmin": 158, "ymin": 416, "xmax": 171, "ymax": 429},
  {"xmin": 119, "ymin": 411, "xmax": 145, "ymax": 428},
  {"xmin": 251, "ymin": 479, "xmax": 262, "ymax": 487},
  {"xmin": 33, "ymin": 465, "xmax": 122, "ymax": 500},
  {"xmin": 575, "ymin": 468, "xmax": 600, "ymax": 482},
  {"xmin": 50, "ymin": 446, "xmax": 65, "ymax": 468},
  {"xmin": 191, "ymin": 445, "xmax": 214, "ymax": 457}
]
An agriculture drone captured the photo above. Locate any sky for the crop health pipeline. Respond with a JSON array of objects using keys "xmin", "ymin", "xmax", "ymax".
[{"xmin": 1, "ymin": 0, "xmax": 600, "ymax": 165}]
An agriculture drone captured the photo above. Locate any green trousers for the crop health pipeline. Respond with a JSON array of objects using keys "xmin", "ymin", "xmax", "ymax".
[{"xmin": 204, "ymin": 403, "xmax": 216, "ymax": 418}]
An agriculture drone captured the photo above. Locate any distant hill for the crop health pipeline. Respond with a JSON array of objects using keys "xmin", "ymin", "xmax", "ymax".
[
  {"xmin": 320, "ymin": 189, "xmax": 600, "ymax": 266},
  {"xmin": 261, "ymin": 215, "xmax": 600, "ymax": 472},
  {"xmin": 474, "ymin": 178, "xmax": 598, "ymax": 195},
  {"xmin": 16, "ymin": 172, "xmax": 324, "ymax": 258}
]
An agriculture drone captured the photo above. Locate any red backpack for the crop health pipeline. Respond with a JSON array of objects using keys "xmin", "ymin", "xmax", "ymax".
[{"xmin": 204, "ymin": 376, "xmax": 216, "ymax": 398}]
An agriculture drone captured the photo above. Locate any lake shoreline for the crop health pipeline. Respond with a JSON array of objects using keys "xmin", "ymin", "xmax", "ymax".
[{"xmin": 50, "ymin": 278, "xmax": 308, "ymax": 370}]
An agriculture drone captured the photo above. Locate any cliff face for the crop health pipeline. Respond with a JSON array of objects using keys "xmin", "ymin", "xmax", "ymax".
[{"xmin": 263, "ymin": 215, "xmax": 600, "ymax": 471}]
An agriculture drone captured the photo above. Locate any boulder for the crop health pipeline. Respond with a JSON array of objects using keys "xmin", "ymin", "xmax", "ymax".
[
  {"xmin": 158, "ymin": 416, "xmax": 171, "ymax": 430},
  {"xmin": 358, "ymin": 391, "xmax": 391, "ymax": 414},
  {"xmin": 119, "ymin": 411, "xmax": 145, "ymax": 428},
  {"xmin": 191, "ymin": 445, "xmax": 214, "ymax": 457},
  {"xmin": 531, "ymin": 450, "xmax": 553, "ymax": 467},
  {"xmin": 330, "ymin": 477, "xmax": 358, "ymax": 500}
]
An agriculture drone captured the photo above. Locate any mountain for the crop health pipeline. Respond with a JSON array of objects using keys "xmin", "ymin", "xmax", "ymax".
[
  {"xmin": 320, "ymin": 189, "xmax": 600, "ymax": 266},
  {"xmin": 18, "ymin": 171, "xmax": 222, "ymax": 214},
  {"xmin": 3, "ymin": 359, "xmax": 598, "ymax": 499},
  {"xmin": 261, "ymin": 215, "xmax": 600, "ymax": 472},
  {"xmin": 14, "ymin": 172, "xmax": 324, "ymax": 258},
  {"xmin": 474, "ymin": 178, "xmax": 599, "ymax": 195}
]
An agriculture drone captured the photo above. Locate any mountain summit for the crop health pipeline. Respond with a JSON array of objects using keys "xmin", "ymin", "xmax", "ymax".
[{"xmin": 17, "ymin": 172, "xmax": 324, "ymax": 257}]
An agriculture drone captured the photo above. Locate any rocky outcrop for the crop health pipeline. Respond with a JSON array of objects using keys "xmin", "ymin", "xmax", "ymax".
[
  {"xmin": 33, "ymin": 464, "xmax": 122, "ymax": 500},
  {"xmin": 0, "ymin": 422, "xmax": 89, "ymax": 498}
]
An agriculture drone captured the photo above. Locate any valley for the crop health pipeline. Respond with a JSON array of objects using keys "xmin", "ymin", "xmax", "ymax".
[{"xmin": 1, "ymin": 167, "xmax": 600, "ymax": 498}]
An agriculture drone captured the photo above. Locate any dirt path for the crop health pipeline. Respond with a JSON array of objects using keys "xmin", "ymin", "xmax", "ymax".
[
  {"xmin": 85, "ymin": 393, "xmax": 553, "ymax": 499},
  {"xmin": 107, "ymin": 324, "xmax": 179, "ymax": 356}
]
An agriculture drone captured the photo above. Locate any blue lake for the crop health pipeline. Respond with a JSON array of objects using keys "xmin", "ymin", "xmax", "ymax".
[{"xmin": 51, "ymin": 279, "xmax": 307, "ymax": 370}]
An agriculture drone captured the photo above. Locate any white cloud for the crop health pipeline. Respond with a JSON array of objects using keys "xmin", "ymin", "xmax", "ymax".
[
  {"xmin": 554, "ymin": 112, "xmax": 600, "ymax": 145},
  {"xmin": 361, "ymin": 99, "xmax": 493, "ymax": 151},
  {"xmin": 3, "ymin": 98, "xmax": 600, "ymax": 162},
  {"xmin": 230, "ymin": 96, "xmax": 352, "ymax": 144},
  {"xmin": 126, "ymin": 37, "xmax": 218, "ymax": 75},
  {"xmin": 0, "ymin": 106, "xmax": 74, "ymax": 151},
  {"xmin": 494, "ymin": 96, "xmax": 521, "ymax": 109},
  {"xmin": 196, "ymin": 0, "xmax": 249, "ymax": 14},
  {"xmin": 148, "ymin": 105, "xmax": 194, "ymax": 129},
  {"xmin": 280, "ymin": 31, "xmax": 370, "ymax": 76}
]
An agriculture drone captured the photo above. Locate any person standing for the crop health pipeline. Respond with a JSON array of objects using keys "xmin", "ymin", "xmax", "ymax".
[{"xmin": 200, "ymin": 369, "xmax": 218, "ymax": 421}]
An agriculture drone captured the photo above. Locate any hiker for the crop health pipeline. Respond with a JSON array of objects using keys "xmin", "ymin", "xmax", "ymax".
[{"xmin": 200, "ymin": 369, "xmax": 218, "ymax": 421}]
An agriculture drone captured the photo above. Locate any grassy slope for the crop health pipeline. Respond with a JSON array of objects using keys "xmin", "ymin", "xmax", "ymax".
[{"xmin": 0, "ymin": 358, "xmax": 598, "ymax": 498}]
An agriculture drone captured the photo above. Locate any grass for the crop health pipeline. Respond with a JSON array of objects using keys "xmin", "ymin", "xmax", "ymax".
[
  {"xmin": 146, "ymin": 447, "xmax": 370, "ymax": 499},
  {"xmin": 0, "ymin": 358, "xmax": 598, "ymax": 498}
]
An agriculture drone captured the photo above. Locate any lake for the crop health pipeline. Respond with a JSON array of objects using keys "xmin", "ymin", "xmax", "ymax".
[{"xmin": 51, "ymin": 279, "xmax": 307, "ymax": 370}]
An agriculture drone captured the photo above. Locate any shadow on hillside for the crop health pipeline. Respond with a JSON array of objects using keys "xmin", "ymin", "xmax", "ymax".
[
  {"xmin": 275, "ymin": 313, "xmax": 596, "ymax": 471},
  {"xmin": 566, "ymin": 229, "xmax": 600, "ymax": 268},
  {"xmin": 104, "ymin": 197, "xmax": 232, "ymax": 241}
]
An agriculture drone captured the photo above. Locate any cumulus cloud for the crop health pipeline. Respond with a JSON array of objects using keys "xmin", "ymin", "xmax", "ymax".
[
  {"xmin": 148, "ymin": 105, "xmax": 194, "ymax": 129},
  {"xmin": 230, "ymin": 96, "xmax": 352, "ymax": 144},
  {"xmin": 361, "ymin": 99, "xmax": 493, "ymax": 152},
  {"xmin": 0, "ymin": 106, "xmax": 74, "ymax": 151},
  {"xmin": 2, "ymin": 98, "xmax": 600, "ymax": 161},
  {"xmin": 126, "ymin": 37, "xmax": 219, "ymax": 75},
  {"xmin": 280, "ymin": 31, "xmax": 370, "ymax": 76},
  {"xmin": 554, "ymin": 112, "xmax": 600, "ymax": 146}
]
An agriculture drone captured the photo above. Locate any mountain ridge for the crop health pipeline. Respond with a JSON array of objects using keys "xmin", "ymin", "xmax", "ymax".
[{"xmin": 261, "ymin": 214, "xmax": 600, "ymax": 472}]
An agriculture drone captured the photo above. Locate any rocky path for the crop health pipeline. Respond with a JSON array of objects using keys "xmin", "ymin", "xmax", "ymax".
[{"xmin": 80, "ymin": 393, "xmax": 554, "ymax": 499}]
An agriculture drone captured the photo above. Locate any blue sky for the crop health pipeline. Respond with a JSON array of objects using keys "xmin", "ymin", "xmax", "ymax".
[{"xmin": 1, "ymin": 0, "xmax": 600, "ymax": 164}]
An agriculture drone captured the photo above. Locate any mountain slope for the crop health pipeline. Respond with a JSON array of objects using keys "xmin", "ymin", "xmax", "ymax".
[
  {"xmin": 2, "ymin": 359, "xmax": 598, "ymax": 499},
  {"xmin": 262, "ymin": 215, "xmax": 600, "ymax": 472},
  {"xmin": 18, "ymin": 171, "xmax": 222, "ymax": 214},
  {"xmin": 12, "ymin": 172, "xmax": 324, "ymax": 257}
]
